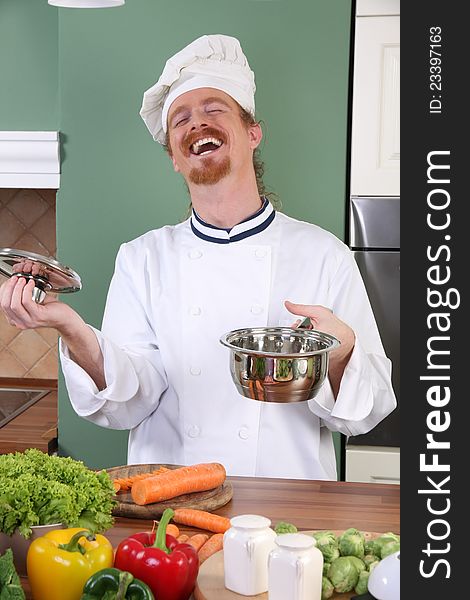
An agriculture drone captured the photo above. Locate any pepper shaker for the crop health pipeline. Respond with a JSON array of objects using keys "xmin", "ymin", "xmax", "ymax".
[
  {"xmin": 223, "ymin": 514, "xmax": 276, "ymax": 595},
  {"xmin": 268, "ymin": 533, "xmax": 324, "ymax": 600}
]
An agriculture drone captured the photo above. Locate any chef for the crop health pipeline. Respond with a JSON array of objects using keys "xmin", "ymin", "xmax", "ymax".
[{"xmin": 0, "ymin": 34, "xmax": 396, "ymax": 480}]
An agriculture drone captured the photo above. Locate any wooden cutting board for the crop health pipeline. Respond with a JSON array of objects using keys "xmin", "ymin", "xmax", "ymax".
[
  {"xmin": 194, "ymin": 530, "xmax": 382, "ymax": 600},
  {"xmin": 107, "ymin": 463, "xmax": 233, "ymax": 519}
]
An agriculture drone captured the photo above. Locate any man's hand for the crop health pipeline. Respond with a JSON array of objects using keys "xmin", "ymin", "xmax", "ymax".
[
  {"xmin": 0, "ymin": 275, "xmax": 73, "ymax": 331},
  {"xmin": 285, "ymin": 300, "xmax": 355, "ymax": 398}
]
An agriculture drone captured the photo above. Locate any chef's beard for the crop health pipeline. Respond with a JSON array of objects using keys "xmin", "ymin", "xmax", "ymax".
[{"xmin": 188, "ymin": 155, "xmax": 231, "ymax": 185}]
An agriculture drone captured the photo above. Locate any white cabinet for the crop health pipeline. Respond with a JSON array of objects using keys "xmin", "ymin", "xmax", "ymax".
[
  {"xmin": 350, "ymin": 4, "xmax": 400, "ymax": 196},
  {"xmin": 346, "ymin": 2, "xmax": 400, "ymax": 485},
  {"xmin": 346, "ymin": 445, "xmax": 400, "ymax": 485}
]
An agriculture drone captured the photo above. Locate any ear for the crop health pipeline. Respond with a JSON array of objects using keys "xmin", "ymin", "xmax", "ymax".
[
  {"xmin": 165, "ymin": 136, "xmax": 180, "ymax": 172},
  {"xmin": 248, "ymin": 122, "xmax": 263, "ymax": 150},
  {"xmin": 170, "ymin": 153, "xmax": 180, "ymax": 173}
]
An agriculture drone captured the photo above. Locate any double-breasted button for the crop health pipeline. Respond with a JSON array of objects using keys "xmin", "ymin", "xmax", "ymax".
[
  {"xmin": 250, "ymin": 305, "xmax": 263, "ymax": 315},
  {"xmin": 238, "ymin": 427, "xmax": 250, "ymax": 440},
  {"xmin": 189, "ymin": 249, "xmax": 203, "ymax": 259},
  {"xmin": 190, "ymin": 366, "xmax": 201, "ymax": 376},
  {"xmin": 187, "ymin": 425, "xmax": 200, "ymax": 438},
  {"xmin": 189, "ymin": 306, "xmax": 202, "ymax": 316}
]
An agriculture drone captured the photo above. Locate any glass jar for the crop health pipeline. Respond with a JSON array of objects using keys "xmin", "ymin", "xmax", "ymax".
[
  {"xmin": 268, "ymin": 533, "xmax": 324, "ymax": 600},
  {"xmin": 223, "ymin": 514, "xmax": 277, "ymax": 596}
]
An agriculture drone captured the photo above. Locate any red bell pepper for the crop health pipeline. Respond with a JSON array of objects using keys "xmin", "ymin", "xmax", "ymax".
[{"xmin": 114, "ymin": 508, "xmax": 199, "ymax": 600}]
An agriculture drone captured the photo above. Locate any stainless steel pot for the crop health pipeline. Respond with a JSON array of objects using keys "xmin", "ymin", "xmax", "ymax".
[{"xmin": 220, "ymin": 327, "xmax": 340, "ymax": 403}]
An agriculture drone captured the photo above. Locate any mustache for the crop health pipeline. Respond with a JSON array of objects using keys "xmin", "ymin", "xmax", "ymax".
[{"xmin": 183, "ymin": 127, "xmax": 227, "ymax": 152}]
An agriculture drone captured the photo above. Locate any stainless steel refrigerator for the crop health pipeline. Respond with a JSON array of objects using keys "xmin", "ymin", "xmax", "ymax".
[{"xmin": 345, "ymin": 196, "xmax": 400, "ymax": 481}]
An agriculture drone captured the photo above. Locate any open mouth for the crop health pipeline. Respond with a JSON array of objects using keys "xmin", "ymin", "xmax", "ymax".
[{"xmin": 190, "ymin": 136, "xmax": 223, "ymax": 156}]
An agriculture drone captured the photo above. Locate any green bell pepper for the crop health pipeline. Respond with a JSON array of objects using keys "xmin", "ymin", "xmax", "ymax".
[{"xmin": 80, "ymin": 567, "xmax": 154, "ymax": 600}]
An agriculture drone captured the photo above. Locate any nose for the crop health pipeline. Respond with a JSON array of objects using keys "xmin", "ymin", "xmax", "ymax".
[
  {"xmin": 190, "ymin": 108, "xmax": 209, "ymax": 131},
  {"xmin": 190, "ymin": 120, "xmax": 208, "ymax": 132}
]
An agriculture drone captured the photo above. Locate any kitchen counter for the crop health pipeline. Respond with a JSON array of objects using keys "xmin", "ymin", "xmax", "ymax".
[
  {"xmin": 0, "ymin": 378, "xmax": 58, "ymax": 454},
  {"xmin": 19, "ymin": 476, "xmax": 399, "ymax": 598}
]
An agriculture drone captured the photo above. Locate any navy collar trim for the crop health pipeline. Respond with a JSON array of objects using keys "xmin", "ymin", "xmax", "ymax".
[{"xmin": 190, "ymin": 197, "xmax": 275, "ymax": 244}]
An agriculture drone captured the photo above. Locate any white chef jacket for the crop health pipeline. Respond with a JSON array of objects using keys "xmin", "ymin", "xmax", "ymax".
[{"xmin": 60, "ymin": 199, "xmax": 396, "ymax": 480}]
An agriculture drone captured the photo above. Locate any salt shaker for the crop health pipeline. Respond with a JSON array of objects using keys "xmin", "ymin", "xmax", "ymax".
[
  {"xmin": 223, "ymin": 514, "xmax": 277, "ymax": 595},
  {"xmin": 268, "ymin": 533, "xmax": 324, "ymax": 600}
]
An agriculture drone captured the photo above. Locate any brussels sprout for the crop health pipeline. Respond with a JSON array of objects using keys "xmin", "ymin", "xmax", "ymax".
[
  {"xmin": 328, "ymin": 556, "xmax": 361, "ymax": 593},
  {"xmin": 312, "ymin": 531, "xmax": 340, "ymax": 562},
  {"xmin": 323, "ymin": 562, "xmax": 331, "ymax": 576},
  {"xmin": 347, "ymin": 556, "xmax": 366, "ymax": 573},
  {"xmin": 274, "ymin": 521, "xmax": 298, "ymax": 534},
  {"xmin": 368, "ymin": 560, "xmax": 380, "ymax": 572},
  {"xmin": 381, "ymin": 541, "xmax": 400, "ymax": 558},
  {"xmin": 354, "ymin": 569, "xmax": 370, "ymax": 595},
  {"xmin": 371, "ymin": 532, "xmax": 400, "ymax": 559},
  {"xmin": 363, "ymin": 553, "xmax": 380, "ymax": 569},
  {"xmin": 321, "ymin": 576, "xmax": 335, "ymax": 600},
  {"xmin": 337, "ymin": 528, "xmax": 365, "ymax": 559}
]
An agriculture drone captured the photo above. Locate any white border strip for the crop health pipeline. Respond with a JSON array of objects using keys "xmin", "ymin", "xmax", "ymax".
[{"xmin": 0, "ymin": 131, "xmax": 60, "ymax": 189}]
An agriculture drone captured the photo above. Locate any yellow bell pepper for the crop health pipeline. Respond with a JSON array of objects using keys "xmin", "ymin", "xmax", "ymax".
[{"xmin": 26, "ymin": 527, "xmax": 114, "ymax": 600}]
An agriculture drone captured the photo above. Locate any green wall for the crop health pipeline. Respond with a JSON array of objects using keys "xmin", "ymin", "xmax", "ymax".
[
  {"xmin": 0, "ymin": 1, "xmax": 58, "ymax": 129},
  {"xmin": 1, "ymin": 0, "xmax": 352, "ymax": 472}
]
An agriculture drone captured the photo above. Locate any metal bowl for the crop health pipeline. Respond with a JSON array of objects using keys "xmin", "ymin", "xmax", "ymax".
[
  {"xmin": 220, "ymin": 327, "xmax": 340, "ymax": 403},
  {"xmin": 0, "ymin": 523, "xmax": 65, "ymax": 576}
]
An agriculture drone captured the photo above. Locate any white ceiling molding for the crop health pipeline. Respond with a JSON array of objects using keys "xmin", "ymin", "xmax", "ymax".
[
  {"xmin": 48, "ymin": 0, "xmax": 124, "ymax": 7},
  {"xmin": 356, "ymin": 0, "xmax": 400, "ymax": 16},
  {"xmin": 0, "ymin": 131, "xmax": 60, "ymax": 189}
]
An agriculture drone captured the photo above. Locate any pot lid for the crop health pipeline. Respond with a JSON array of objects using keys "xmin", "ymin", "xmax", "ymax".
[{"xmin": 0, "ymin": 248, "xmax": 81, "ymax": 294}]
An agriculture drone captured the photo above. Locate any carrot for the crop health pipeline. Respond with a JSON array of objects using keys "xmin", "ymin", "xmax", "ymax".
[
  {"xmin": 186, "ymin": 533, "xmax": 209, "ymax": 552},
  {"xmin": 177, "ymin": 534, "xmax": 190, "ymax": 543},
  {"xmin": 150, "ymin": 519, "xmax": 180, "ymax": 539},
  {"xmin": 172, "ymin": 508, "xmax": 231, "ymax": 534},
  {"xmin": 113, "ymin": 481, "xmax": 121, "ymax": 493},
  {"xmin": 166, "ymin": 523, "xmax": 180, "ymax": 538},
  {"xmin": 112, "ymin": 466, "xmax": 170, "ymax": 492},
  {"xmin": 131, "ymin": 463, "xmax": 226, "ymax": 506},
  {"xmin": 198, "ymin": 533, "xmax": 224, "ymax": 564}
]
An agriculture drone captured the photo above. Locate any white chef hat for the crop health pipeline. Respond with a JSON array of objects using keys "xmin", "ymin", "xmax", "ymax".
[{"xmin": 139, "ymin": 34, "xmax": 256, "ymax": 145}]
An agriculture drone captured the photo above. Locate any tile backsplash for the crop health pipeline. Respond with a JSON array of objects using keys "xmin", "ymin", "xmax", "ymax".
[{"xmin": 0, "ymin": 189, "xmax": 58, "ymax": 379}]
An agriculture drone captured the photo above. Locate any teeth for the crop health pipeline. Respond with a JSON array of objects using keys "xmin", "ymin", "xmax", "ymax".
[{"xmin": 191, "ymin": 137, "xmax": 223, "ymax": 153}]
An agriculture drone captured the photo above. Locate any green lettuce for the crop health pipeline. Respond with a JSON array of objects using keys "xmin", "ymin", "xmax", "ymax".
[
  {"xmin": 0, "ymin": 449, "xmax": 116, "ymax": 538},
  {"xmin": 0, "ymin": 548, "xmax": 25, "ymax": 599}
]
